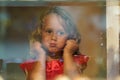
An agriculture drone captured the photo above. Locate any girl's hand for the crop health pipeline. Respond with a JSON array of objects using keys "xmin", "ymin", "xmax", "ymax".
[
  {"xmin": 64, "ymin": 40, "xmax": 79, "ymax": 54},
  {"xmin": 30, "ymin": 41, "xmax": 46, "ymax": 56},
  {"xmin": 28, "ymin": 41, "xmax": 46, "ymax": 80}
]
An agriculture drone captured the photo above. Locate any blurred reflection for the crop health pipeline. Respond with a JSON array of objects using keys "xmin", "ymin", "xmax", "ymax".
[
  {"xmin": 115, "ymin": 76, "xmax": 120, "ymax": 80},
  {"xmin": 0, "ymin": 75, "xmax": 4, "ymax": 80},
  {"xmin": 54, "ymin": 75, "xmax": 91, "ymax": 80},
  {"xmin": 0, "ymin": 2, "xmax": 106, "ymax": 80},
  {"xmin": 107, "ymin": 47, "xmax": 119, "ymax": 80},
  {"xmin": 0, "ymin": 8, "xmax": 10, "ymax": 39}
]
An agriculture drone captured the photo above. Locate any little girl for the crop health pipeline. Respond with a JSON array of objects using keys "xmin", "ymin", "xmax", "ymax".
[{"xmin": 20, "ymin": 6, "xmax": 89, "ymax": 80}]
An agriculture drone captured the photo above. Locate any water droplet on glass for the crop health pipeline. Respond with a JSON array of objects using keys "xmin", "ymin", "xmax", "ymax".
[{"xmin": 100, "ymin": 43, "xmax": 104, "ymax": 47}]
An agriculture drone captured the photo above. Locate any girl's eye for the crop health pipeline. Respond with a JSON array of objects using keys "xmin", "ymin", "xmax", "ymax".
[
  {"xmin": 57, "ymin": 31, "xmax": 65, "ymax": 36},
  {"xmin": 46, "ymin": 30, "xmax": 52, "ymax": 34}
]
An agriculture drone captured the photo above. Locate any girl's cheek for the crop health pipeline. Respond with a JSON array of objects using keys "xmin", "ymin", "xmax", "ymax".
[{"xmin": 58, "ymin": 38, "xmax": 67, "ymax": 46}]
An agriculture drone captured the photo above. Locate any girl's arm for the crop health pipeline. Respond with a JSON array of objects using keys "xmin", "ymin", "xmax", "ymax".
[
  {"xmin": 63, "ymin": 40, "xmax": 80, "ymax": 79},
  {"xmin": 27, "ymin": 41, "xmax": 46, "ymax": 80}
]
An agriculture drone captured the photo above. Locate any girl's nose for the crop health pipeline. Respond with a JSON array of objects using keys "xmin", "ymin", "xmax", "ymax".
[{"xmin": 51, "ymin": 33, "xmax": 57, "ymax": 41}]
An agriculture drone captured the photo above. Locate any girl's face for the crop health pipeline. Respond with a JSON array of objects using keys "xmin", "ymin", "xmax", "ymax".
[{"xmin": 41, "ymin": 13, "xmax": 68, "ymax": 53}]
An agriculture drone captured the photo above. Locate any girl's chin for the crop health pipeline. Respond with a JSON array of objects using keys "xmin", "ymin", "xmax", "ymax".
[
  {"xmin": 49, "ymin": 49, "xmax": 60, "ymax": 53},
  {"xmin": 49, "ymin": 50, "xmax": 58, "ymax": 53}
]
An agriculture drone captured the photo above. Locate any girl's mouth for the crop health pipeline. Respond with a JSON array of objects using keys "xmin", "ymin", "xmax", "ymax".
[{"xmin": 49, "ymin": 43, "xmax": 56, "ymax": 47}]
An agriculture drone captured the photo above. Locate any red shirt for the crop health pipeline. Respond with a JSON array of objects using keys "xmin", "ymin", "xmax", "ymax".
[{"xmin": 20, "ymin": 54, "xmax": 89, "ymax": 80}]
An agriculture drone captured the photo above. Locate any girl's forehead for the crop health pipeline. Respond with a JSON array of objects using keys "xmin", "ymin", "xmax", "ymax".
[
  {"xmin": 42, "ymin": 13, "xmax": 66, "ymax": 29},
  {"xmin": 43, "ymin": 13, "xmax": 62, "ymax": 22}
]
